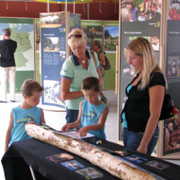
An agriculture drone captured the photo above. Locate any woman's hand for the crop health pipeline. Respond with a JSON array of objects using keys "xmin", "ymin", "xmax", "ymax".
[{"xmin": 137, "ymin": 145, "xmax": 148, "ymax": 154}]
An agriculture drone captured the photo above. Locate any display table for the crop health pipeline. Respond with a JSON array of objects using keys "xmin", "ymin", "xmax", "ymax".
[{"xmin": 1, "ymin": 138, "xmax": 180, "ymax": 180}]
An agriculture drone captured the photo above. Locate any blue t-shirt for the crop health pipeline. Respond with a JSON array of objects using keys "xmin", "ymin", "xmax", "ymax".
[
  {"xmin": 9, "ymin": 106, "xmax": 41, "ymax": 146},
  {"xmin": 122, "ymin": 84, "xmax": 132, "ymax": 128},
  {"xmin": 81, "ymin": 100, "xmax": 108, "ymax": 139}
]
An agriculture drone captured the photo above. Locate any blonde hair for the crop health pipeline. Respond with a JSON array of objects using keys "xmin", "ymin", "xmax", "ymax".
[
  {"xmin": 67, "ymin": 28, "xmax": 87, "ymax": 47},
  {"xmin": 127, "ymin": 37, "xmax": 163, "ymax": 90}
]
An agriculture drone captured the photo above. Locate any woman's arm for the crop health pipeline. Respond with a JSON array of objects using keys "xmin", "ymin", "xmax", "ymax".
[
  {"xmin": 97, "ymin": 68, "xmax": 102, "ymax": 85},
  {"xmin": 61, "ymin": 78, "xmax": 84, "ymax": 101},
  {"xmin": 98, "ymin": 53, "xmax": 105, "ymax": 66},
  {"xmin": 137, "ymin": 85, "xmax": 165, "ymax": 154},
  {"xmin": 78, "ymin": 106, "xmax": 109, "ymax": 137}
]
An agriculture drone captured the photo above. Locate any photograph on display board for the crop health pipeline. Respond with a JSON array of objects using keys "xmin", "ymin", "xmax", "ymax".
[
  {"xmin": 43, "ymin": 80, "xmax": 65, "ymax": 106},
  {"xmin": 76, "ymin": 167, "xmax": 103, "ymax": 179},
  {"xmin": 151, "ymin": 36, "xmax": 160, "ymax": 50},
  {"xmin": 43, "ymin": 37, "xmax": 60, "ymax": 52},
  {"xmin": 122, "ymin": 36, "xmax": 159, "ymax": 79},
  {"xmin": 121, "ymin": 0, "xmax": 162, "ymax": 22},
  {"xmin": 40, "ymin": 12, "xmax": 65, "ymax": 28},
  {"xmin": 104, "ymin": 26, "xmax": 119, "ymax": 51},
  {"xmin": 69, "ymin": 14, "xmax": 81, "ymax": 30},
  {"xmin": 81, "ymin": 20, "xmax": 103, "ymax": 49},
  {"xmin": 61, "ymin": 160, "xmax": 85, "ymax": 171},
  {"xmin": 103, "ymin": 21, "xmax": 119, "ymax": 90},
  {"xmin": 167, "ymin": 56, "xmax": 180, "ymax": 78},
  {"xmin": 163, "ymin": 113, "xmax": 180, "ymax": 154},
  {"xmin": 60, "ymin": 51, "xmax": 66, "ymax": 59},
  {"xmin": 167, "ymin": 0, "xmax": 180, "ymax": 20},
  {"xmin": 87, "ymin": 26, "xmax": 103, "ymax": 49}
]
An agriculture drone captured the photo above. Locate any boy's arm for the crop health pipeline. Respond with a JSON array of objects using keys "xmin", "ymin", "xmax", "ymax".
[
  {"xmin": 78, "ymin": 106, "xmax": 109, "ymax": 137},
  {"xmin": 40, "ymin": 108, "xmax": 46, "ymax": 124},
  {"xmin": 5, "ymin": 111, "xmax": 14, "ymax": 152},
  {"xmin": 62, "ymin": 102, "xmax": 82, "ymax": 131}
]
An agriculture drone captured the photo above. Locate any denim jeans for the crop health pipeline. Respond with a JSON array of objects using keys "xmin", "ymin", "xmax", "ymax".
[
  {"xmin": 123, "ymin": 126, "xmax": 159, "ymax": 155},
  {"xmin": 65, "ymin": 109, "xmax": 79, "ymax": 124}
]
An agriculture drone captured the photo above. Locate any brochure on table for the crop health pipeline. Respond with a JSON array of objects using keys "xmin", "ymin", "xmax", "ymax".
[
  {"xmin": 0, "ymin": 17, "xmax": 34, "ymax": 92},
  {"xmin": 40, "ymin": 12, "xmax": 81, "ymax": 108}
]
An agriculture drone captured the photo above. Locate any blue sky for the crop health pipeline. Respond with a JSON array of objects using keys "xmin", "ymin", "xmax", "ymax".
[{"xmin": 105, "ymin": 26, "xmax": 119, "ymax": 38}]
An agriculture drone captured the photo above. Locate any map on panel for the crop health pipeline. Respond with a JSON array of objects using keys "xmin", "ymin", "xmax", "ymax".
[{"xmin": 0, "ymin": 23, "xmax": 34, "ymax": 70}]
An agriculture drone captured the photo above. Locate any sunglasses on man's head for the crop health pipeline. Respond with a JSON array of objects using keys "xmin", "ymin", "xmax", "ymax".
[{"xmin": 68, "ymin": 33, "xmax": 83, "ymax": 39}]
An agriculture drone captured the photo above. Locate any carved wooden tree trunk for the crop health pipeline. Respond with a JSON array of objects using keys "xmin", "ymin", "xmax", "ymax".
[{"xmin": 25, "ymin": 124, "xmax": 155, "ymax": 180}]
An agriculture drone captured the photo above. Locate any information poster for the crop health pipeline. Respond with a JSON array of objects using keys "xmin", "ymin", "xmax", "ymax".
[
  {"xmin": 104, "ymin": 21, "xmax": 119, "ymax": 89},
  {"xmin": 40, "ymin": 12, "xmax": 81, "ymax": 108},
  {"xmin": 118, "ymin": 0, "xmax": 161, "ymax": 141},
  {"xmin": 0, "ymin": 17, "xmax": 34, "ymax": 92},
  {"xmin": 163, "ymin": 0, "xmax": 180, "ymax": 155}
]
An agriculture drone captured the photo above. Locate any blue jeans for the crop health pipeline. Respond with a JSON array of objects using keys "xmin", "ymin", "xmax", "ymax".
[
  {"xmin": 65, "ymin": 109, "xmax": 79, "ymax": 124},
  {"xmin": 123, "ymin": 126, "xmax": 159, "ymax": 155}
]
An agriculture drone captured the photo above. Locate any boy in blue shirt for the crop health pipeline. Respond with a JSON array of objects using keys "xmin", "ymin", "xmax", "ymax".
[
  {"xmin": 5, "ymin": 79, "xmax": 46, "ymax": 151},
  {"xmin": 62, "ymin": 77, "xmax": 108, "ymax": 139}
]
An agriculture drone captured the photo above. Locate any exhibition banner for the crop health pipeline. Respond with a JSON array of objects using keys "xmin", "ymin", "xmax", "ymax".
[
  {"xmin": 163, "ymin": 0, "xmax": 180, "ymax": 155},
  {"xmin": 119, "ymin": 0, "xmax": 161, "ymax": 141},
  {"xmin": 0, "ymin": 17, "xmax": 34, "ymax": 92},
  {"xmin": 35, "ymin": 18, "xmax": 41, "ymax": 83},
  {"xmin": 40, "ymin": 12, "xmax": 81, "ymax": 108},
  {"xmin": 104, "ymin": 21, "xmax": 119, "ymax": 89}
]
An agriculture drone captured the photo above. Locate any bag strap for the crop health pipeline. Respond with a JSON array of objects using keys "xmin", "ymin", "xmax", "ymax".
[{"xmin": 89, "ymin": 50, "xmax": 97, "ymax": 68}]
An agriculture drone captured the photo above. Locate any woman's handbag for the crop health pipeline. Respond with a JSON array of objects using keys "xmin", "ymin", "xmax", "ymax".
[{"xmin": 159, "ymin": 94, "xmax": 174, "ymax": 121}]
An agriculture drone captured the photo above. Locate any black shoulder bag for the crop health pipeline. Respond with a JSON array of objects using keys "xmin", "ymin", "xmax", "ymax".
[{"xmin": 159, "ymin": 94, "xmax": 174, "ymax": 121}]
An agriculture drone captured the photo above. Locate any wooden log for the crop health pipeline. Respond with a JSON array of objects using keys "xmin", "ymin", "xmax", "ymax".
[{"xmin": 25, "ymin": 124, "xmax": 156, "ymax": 180}]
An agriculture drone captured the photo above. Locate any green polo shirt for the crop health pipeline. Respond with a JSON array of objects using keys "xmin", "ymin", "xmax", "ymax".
[{"xmin": 60, "ymin": 50, "xmax": 100, "ymax": 110}]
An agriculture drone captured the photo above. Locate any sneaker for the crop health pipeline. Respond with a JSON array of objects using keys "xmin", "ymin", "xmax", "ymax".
[
  {"xmin": 0, "ymin": 101, "xmax": 7, "ymax": 103},
  {"xmin": 10, "ymin": 100, "xmax": 16, "ymax": 102}
]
